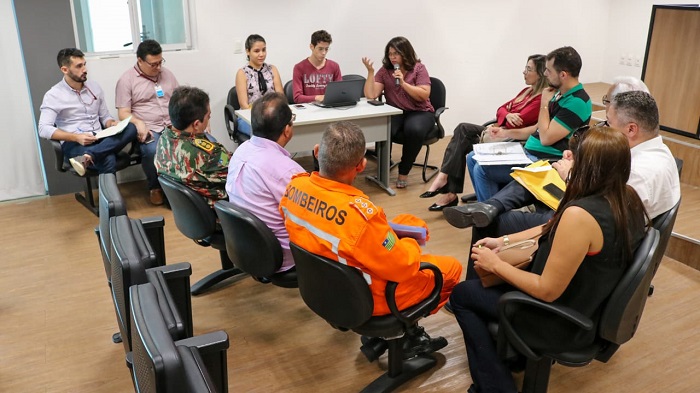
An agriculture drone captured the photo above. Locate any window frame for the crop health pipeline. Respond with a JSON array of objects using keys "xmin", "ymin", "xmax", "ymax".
[{"xmin": 69, "ymin": 0, "xmax": 193, "ymax": 56}]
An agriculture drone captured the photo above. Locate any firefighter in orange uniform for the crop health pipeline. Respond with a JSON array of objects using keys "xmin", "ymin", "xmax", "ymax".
[{"xmin": 280, "ymin": 121, "xmax": 462, "ymax": 359}]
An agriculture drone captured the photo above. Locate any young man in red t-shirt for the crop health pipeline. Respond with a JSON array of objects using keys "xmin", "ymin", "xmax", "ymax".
[{"xmin": 292, "ymin": 30, "xmax": 342, "ymax": 103}]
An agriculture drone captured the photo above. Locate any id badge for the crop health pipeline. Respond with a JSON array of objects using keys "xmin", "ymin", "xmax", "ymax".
[{"xmin": 155, "ymin": 84, "xmax": 164, "ymax": 98}]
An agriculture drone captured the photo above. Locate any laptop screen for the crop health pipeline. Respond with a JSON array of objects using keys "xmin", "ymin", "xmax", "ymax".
[{"xmin": 316, "ymin": 79, "xmax": 364, "ymax": 107}]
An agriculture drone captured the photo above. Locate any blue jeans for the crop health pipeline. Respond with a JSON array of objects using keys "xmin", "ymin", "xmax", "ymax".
[
  {"xmin": 467, "ymin": 150, "xmax": 539, "ymax": 201},
  {"xmin": 140, "ymin": 131, "xmax": 162, "ymax": 190},
  {"xmin": 62, "ymin": 123, "xmax": 138, "ymax": 174},
  {"xmin": 236, "ymin": 117, "xmax": 252, "ymax": 137},
  {"xmin": 450, "ymin": 280, "xmax": 519, "ymax": 393}
]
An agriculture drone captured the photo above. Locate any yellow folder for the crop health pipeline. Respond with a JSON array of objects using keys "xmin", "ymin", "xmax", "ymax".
[{"xmin": 510, "ymin": 160, "xmax": 567, "ymax": 210}]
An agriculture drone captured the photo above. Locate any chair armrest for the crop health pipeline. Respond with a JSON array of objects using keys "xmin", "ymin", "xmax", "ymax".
[
  {"xmin": 482, "ymin": 119, "xmax": 497, "ymax": 127},
  {"xmin": 139, "ymin": 216, "xmax": 166, "ymax": 266},
  {"xmin": 148, "ymin": 263, "xmax": 193, "ymax": 337},
  {"xmin": 177, "ymin": 331, "xmax": 230, "ymax": 353},
  {"xmin": 154, "ymin": 262, "xmax": 193, "ymax": 279},
  {"xmin": 224, "ymin": 104, "xmax": 237, "ymax": 137},
  {"xmin": 385, "ymin": 262, "xmax": 444, "ymax": 324},
  {"xmin": 147, "ymin": 269, "xmax": 193, "ymax": 339},
  {"xmin": 496, "ymin": 291, "xmax": 594, "ymax": 360},
  {"xmin": 177, "ymin": 331, "xmax": 229, "ymax": 393},
  {"xmin": 435, "ymin": 107, "xmax": 447, "ymax": 119},
  {"xmin": 499, "ymin": 291, "xmax": 594, "ymax": 330},
  {"xmin": 50, "ymin": 140, "xmax": 67, "ymax": 172}
]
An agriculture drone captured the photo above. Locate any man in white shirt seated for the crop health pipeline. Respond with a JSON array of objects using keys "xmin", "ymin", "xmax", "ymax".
[{"xmin": 38, "ymin": 48, "xmax": 137, "ymax": 176}]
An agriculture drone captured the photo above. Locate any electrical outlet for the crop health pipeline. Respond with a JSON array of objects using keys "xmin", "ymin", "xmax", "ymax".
[
  {"xmin": 233, "ymin": 40, "xmax": 243, "ymax": 54},
  {"xmin": 619, "ymin": 54, "xmax": 626, "ymax": 65},
  {"xmin": 634, "ymin": 56, "xmax": 642, "ymax": 67},
  {"xmin": 626, "ymin": 55, "xmax": 633, "ymax": 66}
]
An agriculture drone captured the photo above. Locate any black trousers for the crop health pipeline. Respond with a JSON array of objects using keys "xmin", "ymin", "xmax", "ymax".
[
  {"xmin": 439, "ymin": 122, "xmax": 484, "ymax": 193},
  {"xmin": 391, "ymin": 110, "xmax": 436, "ymax": 176}
]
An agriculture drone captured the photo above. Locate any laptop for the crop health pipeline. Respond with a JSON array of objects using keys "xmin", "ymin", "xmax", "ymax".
[{"xmin": 313, "ymin": 79, "xmax": 364, "ymax": 108}]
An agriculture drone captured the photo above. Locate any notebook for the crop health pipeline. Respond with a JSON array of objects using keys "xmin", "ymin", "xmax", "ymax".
[{"xmin": 312, "ymin": 79, "xmax": 364, "ymax": 108}]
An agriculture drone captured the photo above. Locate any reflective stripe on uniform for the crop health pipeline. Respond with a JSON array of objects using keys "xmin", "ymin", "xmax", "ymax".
[{"xmin": 282, "ymin": 206, "xmax": 372, "ymax": 285}]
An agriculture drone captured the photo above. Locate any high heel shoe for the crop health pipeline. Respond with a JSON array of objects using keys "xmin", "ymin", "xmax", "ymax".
[
  {"xmin": 419, "ymin": 190, "xmax": 440, "ymax": 198},
  {"xmin": 419, "ymin": 185, "xmax": 448, "ymax": 198},
  {"xmin": 428, "ymin": 197, "xmax": 458, "ymax": 211}
]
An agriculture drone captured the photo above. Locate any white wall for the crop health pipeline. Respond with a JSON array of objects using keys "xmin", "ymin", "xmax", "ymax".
[
  {"xmin": 8, "ymin": 0, "xmax": 676, "ymax": 197},
  {"xmin": 602, "ymin": 0, "xmax": 693, "ymax": 81},
  {"xmin": 86, "ymin": 0, "xmax": 612, "ymax": 156},
  {"xmin": 0, "ymin": 0, "xmax": 45, "ymax": 201}
]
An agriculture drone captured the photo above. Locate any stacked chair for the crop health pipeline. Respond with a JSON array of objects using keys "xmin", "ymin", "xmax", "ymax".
[
  {"xmin": 95, "ymin": 174, "xmax": 229, "ymax": 392},
  {"xmin": 96, "ymin": 173, "xmax": 167, "ymax": 343},
  {"xmin": 130, "ymin": 282, "xmax": 229, "ymax": 392},
  {"xmin": 109, "ymin": 214, "xmax": 194, "ymax": 356}
]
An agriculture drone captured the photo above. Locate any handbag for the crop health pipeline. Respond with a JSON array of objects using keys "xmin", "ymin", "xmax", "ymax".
[{"xmin": 475, "ymin": 238, "xmax": 539, "ymax": 287}]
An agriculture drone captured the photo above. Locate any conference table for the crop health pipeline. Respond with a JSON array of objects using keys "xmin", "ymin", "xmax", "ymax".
[{"xmin": 236, "ymin": 99, "xmax": 402, "ymax": 196}]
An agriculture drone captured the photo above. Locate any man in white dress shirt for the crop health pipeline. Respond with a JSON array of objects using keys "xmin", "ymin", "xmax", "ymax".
[{"xmin": 38, "ymin": 48, "xmax": 137, "ymax": 176}]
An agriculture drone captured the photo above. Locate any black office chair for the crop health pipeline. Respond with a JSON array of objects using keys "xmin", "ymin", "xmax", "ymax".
[
  {"xmin": 130, "ymin": 283, "xmax": 230, "ymax": 393},
  {"xmin": 493, "ymin": 228, "xmax": 659, "ymax": 393},
  {"xmin": 214, "ymin": 200, "xmax": 298, "ymax": 288},
  {"xmin": 647, "ymin": 198, "xmax": 681, "ymax": 296},
  {"xmin": 110, "ymin": 215, "xmax": 194, "ymax": 356},
  {"xmin": 342, "ymin": 74, "xmax": 367, "ymax": 97},
  {"xmin": 224, "ymin": 86, "xmax": 251, "ymax": 145},
  {"xmin": 284, "ymin": 80, "xmax": 294, "ymax": 104},
  {"xmin": 290, "ymin": 243, "xmax": 444, "ymax": 393},
  {"xmin": 50, "ymin": 139, "xmax": 141, "ymax": 215},
  {"xmin": 158, "ymin": 176, "xmax": 246, "ymax": 295},
  {"xmin": 391, "ymin": 76, "xmax": 448, "ymax": 182}
]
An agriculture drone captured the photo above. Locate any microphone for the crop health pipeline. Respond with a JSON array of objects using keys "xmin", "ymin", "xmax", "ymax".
[{"xmin": 394, "ymin": 63, "xmax": 400, "ymax": 86}]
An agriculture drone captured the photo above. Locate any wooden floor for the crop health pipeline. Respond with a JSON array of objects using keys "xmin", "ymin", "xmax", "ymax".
[{"xmin": 2, "ymin": 138, "xmax": 700, "ymax": 392}]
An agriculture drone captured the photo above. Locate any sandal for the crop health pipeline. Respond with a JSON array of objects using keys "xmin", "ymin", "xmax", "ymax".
[{"xmin": 396, "ymin": 179, "xmax": 408, "ymax": 189}]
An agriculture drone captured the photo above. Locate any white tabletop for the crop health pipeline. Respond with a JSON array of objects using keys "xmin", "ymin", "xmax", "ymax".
[{"xmin": 235, "ymin": 98, "xmax": 402, "ymax": 125}]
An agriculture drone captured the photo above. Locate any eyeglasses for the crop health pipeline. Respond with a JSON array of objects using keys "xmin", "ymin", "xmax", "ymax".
[
  {"xmin": 524, "ymin": 66, "xmax": 535, "ymax": 73},
  {"xmin": 602, "ymin": 94, "xmax": 611, "ymax": 106},
  {"xmin": 595, "ymin": 120, "xmax": 609, "ymax": 127},
  {"xmin": 568, "ymin": 124, "xmax": 590, "ymax": 153},
  {"xmin": 288, "ymin": 113, "xmax": 296, "ymax": 125},
  {"xmin": 144, "ymin": 58, "xmax": 166, "ymax": 68}
]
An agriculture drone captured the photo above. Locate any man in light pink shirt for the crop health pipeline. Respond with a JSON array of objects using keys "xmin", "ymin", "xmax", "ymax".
[
  {"xmin": 226, "ymin": 92, "xmax": 305, "ymax": 272},
  {"xmin": 116, "ymin": 40, "xmax": 179, "ymax": 205}
]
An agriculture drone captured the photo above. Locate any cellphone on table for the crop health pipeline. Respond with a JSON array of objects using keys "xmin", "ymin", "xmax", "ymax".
[
  {"xmin": 543, "ymin": 182, "xmax": 565, "ymax": 200},
  {"xmin": 293, "ymin": 104, "xmax": 306, "ymax": 109},
  {"xmin": 367, "ymin": 99, "xmax": 384, "ymax": 106}
]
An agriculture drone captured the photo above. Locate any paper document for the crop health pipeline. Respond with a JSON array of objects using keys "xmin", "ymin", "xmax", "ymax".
[
  {"xmin": 389, "ymin": 222, "xmax": 427, "ymax": 246},
  {"xmin": 472, "ymin": 142, "xmax": 533, "ymax": 166},
  {"xmin": 94, "ymin": 116, "xmax": 131, "ymax": 139},
  {"xmin": 510, "ymin": 160, "xmax": 567, "ymax": 210}
]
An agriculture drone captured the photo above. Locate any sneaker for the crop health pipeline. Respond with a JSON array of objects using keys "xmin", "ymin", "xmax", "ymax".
[
  {"xmin": 403, "ymin": 326, "xmax": 448, "ymax": 359},
  {"xmin": 69, "ymin": 154, "xmax": 91, "ymax": 176}
]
